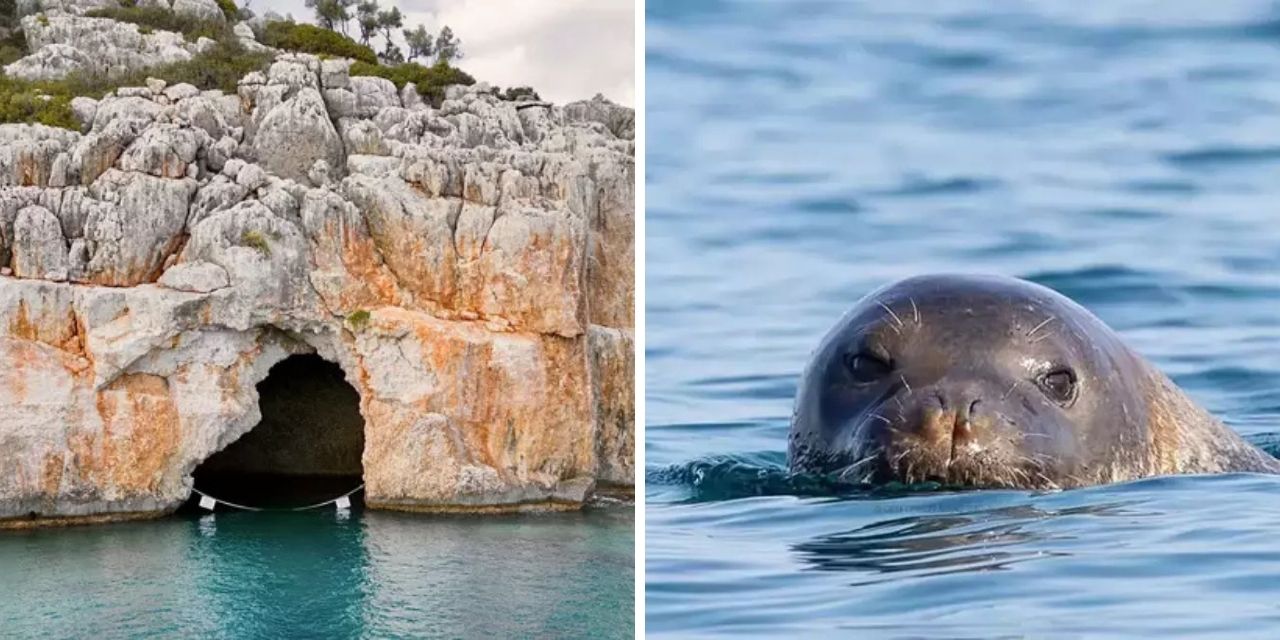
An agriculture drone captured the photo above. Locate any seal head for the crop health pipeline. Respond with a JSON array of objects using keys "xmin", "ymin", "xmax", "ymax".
[{"xmin": 788, "ymin": 274, "xmax": 1280, "ymax": 489}]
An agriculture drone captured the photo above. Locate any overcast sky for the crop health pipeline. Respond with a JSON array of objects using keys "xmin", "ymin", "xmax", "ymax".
[{"xmin": 262, "ymin": 0, "xmax": 634, "ymax": 105}]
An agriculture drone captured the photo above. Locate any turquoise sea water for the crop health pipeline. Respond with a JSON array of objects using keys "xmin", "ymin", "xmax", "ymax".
[
  {"xmin": 647, "ymin": 0, "xmax": 1280, "ymax": 637},
  {"xmin": 0, "ymin": 507, "xmax": 633, "ymax": 639}
]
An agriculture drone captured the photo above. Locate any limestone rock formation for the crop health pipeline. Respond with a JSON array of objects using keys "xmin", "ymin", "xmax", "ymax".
[
  {"xmin": 0, "ymin": 51, "xmax": 634, "ymax": 526},
  {"xmin": 5, "ymin": 13, "xmax": 215, "ymax": 82}
]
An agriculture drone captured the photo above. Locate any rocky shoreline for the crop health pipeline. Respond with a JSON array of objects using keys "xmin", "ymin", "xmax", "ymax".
[{"xmin": 0, "ymin": 4, "xmax": 634, "ymax": 526}]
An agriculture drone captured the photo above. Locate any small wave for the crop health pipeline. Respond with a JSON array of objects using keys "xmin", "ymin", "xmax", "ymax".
[
  {"xmin": 1247, "ymin": 433, "xmax": 1280, "ymax": 459},
  {"xmin": 1165, "ymin": 146, "xmax": 1280, "ymax": 169},
  {"xmin": 686, "ymin": 374, "xmax": 796, "ymax": 400},
  {"xmin": 870, "ymin": 175, "xmax": 1000, "ymax": 197},
  {"xmin": 652, "ymin": 442, "xmax": 1280, "ymax": 503},
  {"xmin": 1023, "ymin": 265, "xmax": 1181, "ymax": 306},
  {"xmin": 648, "ymin": 452, "xmax": 954, "ymax": 502}
]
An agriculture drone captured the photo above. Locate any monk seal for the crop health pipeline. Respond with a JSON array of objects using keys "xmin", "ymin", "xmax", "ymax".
[{"xmin": 788, "ymin": 274, "xmax": 1280, "ymax": 489}]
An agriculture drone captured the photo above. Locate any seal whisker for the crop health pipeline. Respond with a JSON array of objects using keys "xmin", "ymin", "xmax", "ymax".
[
  {"xmin": 909, "ymin": 297, "xmax": 920, "ymax": 326},
  {"xmin": 876, "ymin": 301, "xmax": 905, "ymax": 330},
  {"xmin": 866, "ymin": 413, "xmax": 891, "ymax": 427},
  {"xmin": 1026, "ymin": 316, "xmax": 1055, "ymax": 339},
  {"xmin": 899, "ymin": 375, "xmax": 912, "ymax": 396},
  {"xmin": 1002, "ymin": 381, "xmax": 1019, "ymax": 400},
  {"xmin": 835, "ymin": 453, "xmax": 880, "ymax": 481},
  {"xmin": 1034, "ymin": 471, "xmax": 1062, "ymax": 491}
]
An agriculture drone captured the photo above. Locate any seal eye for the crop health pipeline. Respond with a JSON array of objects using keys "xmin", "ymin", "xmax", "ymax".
[
  {"xmin": 844, "ymin": 352, "xmax": 892, "ymax": 384},
  {"xmin": 1039, "ymin": 368, "xmax": 1078, "ymax": 405}
]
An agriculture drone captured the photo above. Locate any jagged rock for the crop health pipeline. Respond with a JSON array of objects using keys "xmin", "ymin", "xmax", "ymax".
[
  {"xmin": 267, "ymin": 56, "xmax": 319, "ymax": 92},
  {"xmin": 158, "ymin": 261, "xmax": 230, "ymax": 293},
  {"xmin": 163, "ymin": 82, "xmax": 201, "ymax": 102},
  {"xmin": 189, "ymin": 175, "xmax": 249, "ymax": 226},
  {"xmin": 235, "ymin": 162, "xmax": 267, "ymax": 191},
  {"xmin": 323, "ymin": 88, "xmax": 357, "ymax": 119},
  {"xmin": 350, "ymin": 75, "xmax": 399, "ymax": 117},
  {"xmin": 67, "ymin": 238, "xmax": 89, "ymax": 281},
  {"xmin": 0, "ymin": 124, "xmax": 80, "ymax": 187},
  {"xmin": 69, "ymin": 97, "xmax": 98, "ymax": 133},
  {"xmin": 565, "ymin": 94, "xmax": 635, "ymax": 140},
  {"xmin": 347, "ymin": 154, "xmax": 399, "ymax": 177},
  {"xmin": 338, "ymin": 118, "xmax": 387, "ymax": 155},
  {"xmin": 11, "ymin": 205, "xmax": 69, "ymax": 281},
  {"xmin": 117, "ymin": 124, "xmax": 205, "ymax": 178},
  {"xmin": 320, "ymin": 58, "xmax": 351, "ymax": 90},
  {"xmin": 590, "ymin": 326, "xmax": 635, "ymax": 486},
  {"xmin": 401, "ymin": 84, "xmax": 426, "ymax": 111},
  {"xmin": 5, "ymin": 14, "xmax": 205, "ymax": 81},
  {"xmin": 172, "ymin": 0, "xmax": 225, "ymax": 24},
  {"xmin": 180, "ymin": 199, "xmax": 316, "ymax": 319},
  {"xmin": 17, "ymin": 0, "xmax": 115, "ymax": 16},
  {"xmin": 252, "ymin": 87, "xmax": 345, "ymax": 186},
  {"xmin": 72, "ymin": 114, "xmax": 151, "ymax": 184},
  {"xmin": 0, "ymin": 49, "xmax": 634, "ymax": 526},
  {"xmin": 4, "ymin": 42, "xmax": 92, "ymax": 81},
  {"xmin": 83, "ymin": 169, "xmax": 197, "ymax": 286}
]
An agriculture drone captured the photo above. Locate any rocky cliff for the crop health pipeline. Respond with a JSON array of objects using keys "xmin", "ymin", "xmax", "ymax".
[{"xmin": 0, "ymin": 10, "xmax": 634, "ymax": 525}]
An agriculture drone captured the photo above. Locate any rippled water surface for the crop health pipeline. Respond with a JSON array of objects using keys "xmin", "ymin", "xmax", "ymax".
[
  {"xmin": 0, "ymin": 508, "xmax": 633, "ymax": 638},
  {"xmin": 646, "ymin": 1, "xmax": 1280, "ymax": 636}
]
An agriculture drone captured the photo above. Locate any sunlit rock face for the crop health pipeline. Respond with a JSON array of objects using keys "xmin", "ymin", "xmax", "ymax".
[{"xmin": 0, "ymin": 53, "xmax": 634, "ymax": 526}]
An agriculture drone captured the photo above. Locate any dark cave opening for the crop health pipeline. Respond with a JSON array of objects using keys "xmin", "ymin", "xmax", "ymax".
[{"xmin": 188, "ymin": 354, "xmax": 366, "ymax": 511}]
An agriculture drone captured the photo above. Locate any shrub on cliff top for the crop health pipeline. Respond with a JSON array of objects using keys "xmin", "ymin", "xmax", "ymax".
[
  {"xmin": 0, "ymin": 39, "xmax": 272, "ymax": 129},
  {"xmin": 128, "ymin": 38, "xmax": 272, "ymax": 93},
  {"xmin": 85, "ymin": 6, "xmax": 228, "ymax": 43},
  {"xmin": 500, "ymin": 86, "xmax": 540, "ymax": 102},
  {"xmin": 1, "ymin": 0, "xmax": 17, "ymax": 27},
  {"xmin": 214, "ymin": 0, "xmax": 238, "ymax": 22},
  {"xmin": 349, "ymin": 59, "xmax": 474, "ymax": 105},
  {"xmin": 262, "ymin": 21, "xmax": 377, "ymax": 65},
  {"xmin": 0, "ymin": 24, "xmax": 26, "ymax": 67},
  {"xmin": 0, "ymin": 79, "xmax": 78, "ymax": 129}
]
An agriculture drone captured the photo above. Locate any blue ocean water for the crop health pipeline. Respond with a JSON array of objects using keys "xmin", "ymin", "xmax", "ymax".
[
  {"xmin": 0, "ymin": 508, "xmax": 633, "ymax": 639},
  {"xmin": 646, "ymin": 0, "xmax": 1280, "ymax": 637}
]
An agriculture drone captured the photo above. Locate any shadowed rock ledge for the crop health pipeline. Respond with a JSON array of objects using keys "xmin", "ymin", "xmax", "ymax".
[{"xmin": 0, "ymin": 46, "xmax": 634, "ymax": 525}]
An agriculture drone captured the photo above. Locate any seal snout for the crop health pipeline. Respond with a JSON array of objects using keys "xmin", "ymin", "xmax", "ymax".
[
  {"xmin": 924, "ymin": 386, "xmax": 987, "ymax": 460},
  {"xmin": 849, "ymin": 380, "xmax": 1015, "ymax": 485}
]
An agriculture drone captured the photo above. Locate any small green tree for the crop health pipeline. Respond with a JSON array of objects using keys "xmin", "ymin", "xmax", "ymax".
[
  {"xmin": 403, "ymin": 24, "xmax": 433, "ymax": 62},
  {"xmin": 375, "ymin": 6, "xmax": 402, "ymax": 60},
  {"xmin": 0, "ymin": 0, "xmax": 16, "ymax": 28},
  {"xmin": 381, "ymin": 42, "xmax": 404, "ymax": 63},
  {"xmin": 355, "ymin": 0, "xmax": 379, "ymax": 46},
  {"xmin": 304, "ymin": 0, "xmax": 349, "ymax": 32},
  {"xmin": 434, "ymin": 25, "xmax": 461, "ymax": 64}
]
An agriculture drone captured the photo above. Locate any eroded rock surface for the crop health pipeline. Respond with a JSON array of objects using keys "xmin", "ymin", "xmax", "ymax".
[
  {"xmin": 0, "ymin": 52, "xmax": 634, "ymax": 525},
  {"xmin": 5, "ymin": 13, "xmax": 215, "ymax": 82}
]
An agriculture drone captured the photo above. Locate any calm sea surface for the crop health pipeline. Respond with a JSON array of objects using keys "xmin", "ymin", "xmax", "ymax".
[
  {"xmin": 0, "ymin": 507, "xmax": 633, "ymax": 638},
  {"xmin": 647, "ymin": 0, "xmax": 1280, "ymax": 637}
]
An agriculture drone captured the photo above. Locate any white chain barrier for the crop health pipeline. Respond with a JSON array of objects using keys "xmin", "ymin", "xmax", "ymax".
[{"xmin": 191, "ymin": 484, "xmax": 364, "ymax": 513}]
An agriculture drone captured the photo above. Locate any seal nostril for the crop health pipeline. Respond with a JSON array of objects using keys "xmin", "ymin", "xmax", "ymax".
[{"xmin": 952, "ymin": 398, "xmax": 980, "ymax": 455}]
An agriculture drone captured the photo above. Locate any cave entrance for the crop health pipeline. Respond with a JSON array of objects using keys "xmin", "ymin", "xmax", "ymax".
[{"xmin": 190, "ymin": 354, "xmax": 366, "ymax": 510}]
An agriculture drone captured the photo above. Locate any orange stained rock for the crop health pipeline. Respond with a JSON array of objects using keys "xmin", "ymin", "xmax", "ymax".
[{"xmin": 93, "ymin": 374, "xmax": 181, "ymax": 493}]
